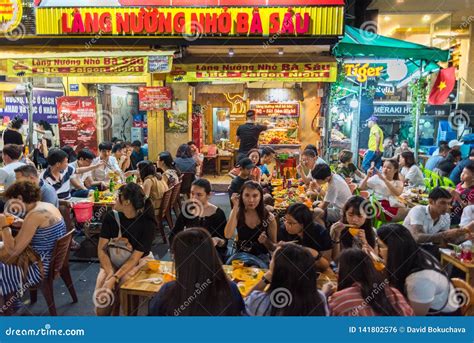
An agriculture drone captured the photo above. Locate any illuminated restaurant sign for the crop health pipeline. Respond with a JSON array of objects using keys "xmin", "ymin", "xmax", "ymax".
[
  {"xmin": 35, "ymin": 0, "xmax": 344, "ymax": 38},
  {"xmin": 167, "ymin": 62, "xmax": 337, "ymax": 82}
]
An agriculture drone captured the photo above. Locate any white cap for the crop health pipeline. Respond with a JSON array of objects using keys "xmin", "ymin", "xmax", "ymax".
[{"xmin": 448, "ymin": 139, "xmax": 463, "ymax": 148}]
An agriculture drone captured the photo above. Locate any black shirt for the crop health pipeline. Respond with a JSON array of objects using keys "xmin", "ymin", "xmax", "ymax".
[
  {"xmin": 228, "ymin": 176, "xmax": 249, "ymax": 198},
  {"xmin": 169, "ymin": 207, "xmax": 228, "ymax": 258},
  {"xmin": 236, "ymin": 122, "xmax": 267, "ymax": 153},
  {"xmin": 100, "ymin": 210, "xmax": 156, "ymax": 256},
  {"xmin": 236, "ymin": 220, "xmax": 269, "ymax": 256},
  {"xmin": 277, "ymin": 222, "xmax": 333, "ymax": 252},
  {"xmin": 436, "ymin": 155, "xmax": 456, "ymax": 175},
  {"xmin": 3, "ymin": 129, "xmax": 23, "ymax": 146}
]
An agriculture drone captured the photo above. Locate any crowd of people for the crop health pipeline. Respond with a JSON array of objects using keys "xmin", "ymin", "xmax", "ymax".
[{"xmin": 0, "ymin": 113, "xmax": 473, "ymax": 317}]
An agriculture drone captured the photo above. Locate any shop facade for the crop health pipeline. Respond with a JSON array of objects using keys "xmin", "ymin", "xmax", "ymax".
[{"xmin": 0, "ymin": 0, "xmax": 345, "ymax": 162}]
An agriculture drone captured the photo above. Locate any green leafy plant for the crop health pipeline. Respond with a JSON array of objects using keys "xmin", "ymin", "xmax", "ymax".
[{"xmin": 408, "ymin": 76, "xmax": 429, "ymax": 130}]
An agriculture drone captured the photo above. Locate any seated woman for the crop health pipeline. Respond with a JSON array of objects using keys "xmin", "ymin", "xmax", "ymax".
[
  {"xmin": 263, "ymin": 203, "xmax": 332, "ymax": 271},
  {"xmin": 328, "ymin": 248, "xmax": 414, "ymax": 316},
  {"xmin": 0, "ymin": 181, "xmax": 66, "ymax": 312},
  {"xmin": 224, "ymin": 181, "xmax": 277, "ymax": 267},
  {"xmin": 157, "ymin": 151, "xmax": 180, "ymax": 187},
  {"xmin": 336, "ymin": 149, "xmax": 365, "ymax": 180},
  {"xmin": 174, "ymin": 144, "xmax": 197, "ymax": 174},
  {"xmin": 229, "ymin": 149, "xmax": 262, "ymax": 183},
  {"xmin": 330, "ymin": 196, "xmax": 376, "ymax": 261},
  {"xmin": 169, "ymin": 179, "xmax": 228, "ymax": 262},
  {"xmin": 451, "ymin": 163, "xmax": 474, "ymax": 225},
  {"xmin": 137, "ymin": 160, "xmax": 169, "ymax": 215},
  {"xmin": 359, "ymin": 159, "xmax": 408, "ymax": 222},
  {"xmin": 95, "ymin": 183, "xmax": 157, "ymax": 316},
  {"xmin": 399, "ymin": 151, "xmax": 424, "ymax": 187},
  {"xmin": 376, "ymin": 224, "xmax": 459, "ymax": 316},
  {"xmin": 245, "ymin": 243, "xmax": 328, "ymax": 316},
  {"xmin": 149, "ymin": 228, "xmax": 244, "ymax": 316}
]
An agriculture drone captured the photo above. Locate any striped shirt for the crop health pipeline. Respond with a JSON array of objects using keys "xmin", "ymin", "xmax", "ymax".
[
  {"xmin": 40, "ymin": 165, "xmax": 75, "ymax": 200},
  {"xmin": 329, "ymin": 283, "xmax": 414, "ymax": 316}
]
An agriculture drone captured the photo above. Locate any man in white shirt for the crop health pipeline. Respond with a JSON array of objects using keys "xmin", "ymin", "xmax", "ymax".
[
  {"xmin": 91, "ymin": 141, "xmax": 123, "ymax": 183},
  {"xmin": 311, "ymin": 163, "xmax": 352, "ymax": 223},
  {"xmin": 0, "ymin": 144, "xmax": 25, "ymax": 187},
  {"xmin": 70, "ymin": 149, "xmax": 105, "ymax": 197},
  {"xmin": 404, "ymin": 187, "xmax": 472, "ymax": 245},
  {"xmin": 297, "ymin": 148, "xmax": 327, "ymax": 185}
]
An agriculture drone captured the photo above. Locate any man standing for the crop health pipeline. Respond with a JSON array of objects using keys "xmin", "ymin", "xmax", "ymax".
[
  {"xmin": 236, "ymin": 110, "xmax": 268, "ymax": 163},
  {"xmin": 0, "ymin": 144, "xmax": 25, "ymax": 187},
  {"xmin": 362, "ymin": 116, "xmax": 384, "ymax": 173}
]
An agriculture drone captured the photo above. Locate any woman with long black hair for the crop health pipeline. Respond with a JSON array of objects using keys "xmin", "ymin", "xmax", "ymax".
[
  {"xmin": 148, "ymin": 228, "xmax": 244, "ymax": 316},
  {"xmin": 137, "ymin": 160, "xmax": 168, "ymax": 215},
  {"xmin": 328, "ymin": 248, "xmax": 414, "ymax": 316},
  {"xmin": 330, "ymin": 196, "xmax": 376, "ymax": 260},
  {"xmin": 95, "ymin": 183, "xmax": 157, "ymax": 316},
  {"xmin": 245, "ymin": 243, "xmax": 327, "ymax": 316},
  {"xmin": 224, "ymin": 181, "xmax": 277, "ymax": 266},
  {"xmin": 376, "ymin": 224, "xmax": 459, "ymax": 316}
]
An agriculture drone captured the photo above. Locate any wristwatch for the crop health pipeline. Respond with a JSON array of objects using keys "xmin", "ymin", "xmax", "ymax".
[
  {"xmin": 113, "ymin": 275, "xmax": 120, "ymax": 284},
  {"xmin": 261, "ymin": 275, "xmax": 271, "ymax": 285}
]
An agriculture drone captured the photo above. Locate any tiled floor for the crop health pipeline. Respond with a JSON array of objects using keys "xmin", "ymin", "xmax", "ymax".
[{"xmin": 14, "ymin": 193, "xmax": 232, "ymax": 316}]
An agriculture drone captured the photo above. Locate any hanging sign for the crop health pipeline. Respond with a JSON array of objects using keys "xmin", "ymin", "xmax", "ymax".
[
  {"xmin": 6, "ymin": 56, "xmax": 172, "ymax": 77},
  {"xmin": 251, "ymin": 103, "xmax": 299, "ymax": 116},
  {"xmin": 57, "ymin": 96, "xmax": 98, "ymax": 153},
  {"xmin": 138, "ymin": 86, "xmax": 172, "ymax": 111},
  {"xmin": 168, "ymin": 62, "xmax": 337, "ymax": 82},
  {"xmin": 0, "ymin": 0, "xmax": 23, "ymax": 34}
]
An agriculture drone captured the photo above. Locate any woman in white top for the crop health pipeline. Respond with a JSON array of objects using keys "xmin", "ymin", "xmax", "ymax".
[
  {"xmin": 359, "ymin": 159, "xmax": 408, "ymax": 222},
  {"xmin": 399, "ymin": 151, "xmax": 425, "ymax": 187},
  {"xmin": 375, "ymin": 224, "xmax": 459, "ymax": 316}
]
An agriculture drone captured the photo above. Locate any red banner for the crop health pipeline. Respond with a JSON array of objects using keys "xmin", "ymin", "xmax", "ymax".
[
  {"xmin": 103, "ymin": 0, "xmax": 344, "ymax": 6},
  {"xmin": 57, "ymin": 96, "xmax": 98, "ymax": 153},
  {"xmin": 138, "ymin": 86, "xmax": 172, "ymax": 110}
]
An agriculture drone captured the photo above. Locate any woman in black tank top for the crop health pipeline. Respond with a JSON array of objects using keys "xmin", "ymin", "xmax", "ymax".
[{"xmin": 225, "ymin": 181, "xmax": 277, "ymax": 261}]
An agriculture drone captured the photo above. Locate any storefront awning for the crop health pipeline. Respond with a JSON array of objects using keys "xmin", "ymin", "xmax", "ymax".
[
  {"xmin": 0, "ymin": 49, "xmax": 174, "ymax": 59},
  {"xmin": 333, "ymin": 26, "xmax": 450, "ymax": 62}
]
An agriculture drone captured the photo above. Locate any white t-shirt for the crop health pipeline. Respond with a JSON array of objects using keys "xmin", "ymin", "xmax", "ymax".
[
  {"xmin": 460, "ymin": 205, "xmax": 474, "ymax": 228},
  {"xmin": 403, "ymin": 205, "xmax": 450, "ymax": 235},
  {"xmin": 405, "ymin": 269, "xmax": 458, "ymax": 313},
  {"xmin": 69, "ymin": 161, "xmax": 91, "ymax": 190},
  {"xmin": 401, "ymin": 165, "xmax": 425, "ymax": 187},
  {"xmin": 324, "ymin": 173, "xmax": 352, "ymax": 210},
  {"xmin": 367, "ymin": 175, "xmax": 404, "ymax": 207},
  {"xmin": 305, "ymin": 158, "xmax": 328, "ymax": 180},
  {"xmin": 91, "ymin": 157, "xmax": 122, "ymax": 182},
  {"xmin": 0, "ymin": 161, "xmax": 25, "ymax": 187}
]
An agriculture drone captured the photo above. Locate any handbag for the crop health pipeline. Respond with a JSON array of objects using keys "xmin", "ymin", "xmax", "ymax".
[
  {"xmin": 105, "ymin": 210, "xmax": 133, "ymax": 269},
  {"xmin": 0, "ymin": 245, "xmax": 44, "ymax": 282}
]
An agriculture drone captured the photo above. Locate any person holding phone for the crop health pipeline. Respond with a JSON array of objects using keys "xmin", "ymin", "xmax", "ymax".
[{"xmin": 359, "ymin": 159, "xmax": 408, "ymax": 222}]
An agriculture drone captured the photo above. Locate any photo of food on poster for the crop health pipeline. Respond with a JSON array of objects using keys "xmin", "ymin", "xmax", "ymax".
[
  {"xmin": 57, "ymin": 96, "xmax": 98, "ymax": 153},
  {"xmin": 165, "ymin": 100, "xmax": 187, "ymax": 133},
  {"xmin": 138, "ymin": 86, "xmax": 172, "ymax": 111}
]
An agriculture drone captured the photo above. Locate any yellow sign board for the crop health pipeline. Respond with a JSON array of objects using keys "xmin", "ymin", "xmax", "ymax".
[
  {"xmin": 0, "ymin": 0, "xmax": 22, "ymax": 34},
  {"xmin": 6, "ymin": 56, "xmax": 172, "ymax": 77},
  {"xmin": 167, "ymin": 62, "xmax": 337, "ymax": 82},
  {"xmin": 36, "ymin": 6, "xmax": 344, "ymax": 37},
  {"xmin": 344, "ymin": 63, "xmax": 384, "ymax": 83}
]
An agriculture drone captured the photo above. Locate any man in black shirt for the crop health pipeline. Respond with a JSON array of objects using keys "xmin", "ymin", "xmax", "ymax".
[
  {"xmin": 236, "ymin": 110, "xmax": 267, "ymax": 163},
  {"xmin": 228, "ymin": 157, "xmax": 254, "ymax": 207}
]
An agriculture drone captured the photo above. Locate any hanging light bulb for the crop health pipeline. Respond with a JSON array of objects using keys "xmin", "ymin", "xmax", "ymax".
[{"xmin": 228, "ymin": 48, "xmax": 234, "ymax": 57}]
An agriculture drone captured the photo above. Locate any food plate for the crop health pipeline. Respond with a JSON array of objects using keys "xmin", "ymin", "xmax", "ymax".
[{"xmin": 232, "ymin": 268, "xmax": 264, "ymax": 282}]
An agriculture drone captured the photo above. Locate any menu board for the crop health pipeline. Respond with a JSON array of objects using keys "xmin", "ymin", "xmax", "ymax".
[
  {"xmin": 138, "ymin": 86, "xmax": 172, "ymax": 111},
  {"xmin": 57, "ymin": 96, "xmax": 98, "ymax": 153},
  {"xmin": 252, "ymin": 103, "xmax": 299, "ymax": 116}
]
